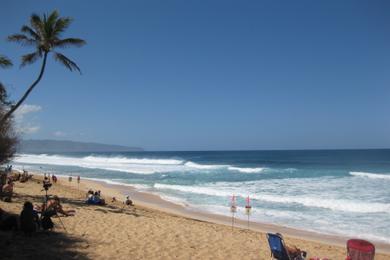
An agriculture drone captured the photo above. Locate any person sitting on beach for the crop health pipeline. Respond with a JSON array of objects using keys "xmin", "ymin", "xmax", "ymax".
[
  {"xmin": 285, "ymin": 244, "xmax": 306, "ymax": 259},
  {"xmin": 2, "ymin": 180, "xmax": 14, "ymax": 202},
  {"xmin": 20, "ymin": 171, "xmax": 28, "ymax": 183},
  {"xmin": 20, "ymin": 201, "xmax": 39, "ymax": 235},
  {"xmin": 3, "ymin": 180, "xmax": 14, "ymax": 191},
  {"xmin": 86, "ymin": 191, "xmax": 105, "ymax": 205},
  {"xmin": 42, "ymin": 196, "xmax": 76, "ymax": 217},
  {"xmin": 274, "ymin": 233, "xmax": 306, "ymax": 259},
  {"xmin": 125, "ymin": 196, "xmax": 133, "ymax": 206},
  {"xmin": 0, "ymin": 207, "xmax": 18, "ymax": 231},
  {"xmin": 86, "ymin": 189, "xmax": 94, "ymax": 198},
  {"xmin": 52, "ymin": 175, "xmax": 57, "ymax": 183}
]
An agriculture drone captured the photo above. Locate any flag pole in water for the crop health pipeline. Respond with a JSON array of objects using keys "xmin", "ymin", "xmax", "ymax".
[
  {"xmin": 245, "ymin": 196, "xmax": 252, "ymax": 229},
  {"xmin": 230, "ymin": 195, "xmax": 237, "ymax": 231}
]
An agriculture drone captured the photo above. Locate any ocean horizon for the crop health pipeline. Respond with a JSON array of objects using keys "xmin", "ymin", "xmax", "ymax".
[{"xmin": 11, "ymin": 149, "xmax": 390, "ymax": 244}]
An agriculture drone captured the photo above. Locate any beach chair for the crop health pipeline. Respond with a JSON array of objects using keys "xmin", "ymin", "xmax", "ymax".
[
  {"xmin": 346, "ymin": 239, "xmax": 375, "ymax": 260},
  {"xmin": 267, "ymin": 233, "xmax": 306, "ymax": 260}
]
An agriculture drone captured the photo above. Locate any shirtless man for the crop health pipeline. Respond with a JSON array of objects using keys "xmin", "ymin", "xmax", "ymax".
[{"xmin": 42, "ymin": 196, "xmax": 76, "ymax": 217}]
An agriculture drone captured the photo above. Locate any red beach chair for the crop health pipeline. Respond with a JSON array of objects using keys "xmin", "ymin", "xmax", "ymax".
[{"xmin": 346, "ymin": 239, "xmax": 375, "ymax": 260}]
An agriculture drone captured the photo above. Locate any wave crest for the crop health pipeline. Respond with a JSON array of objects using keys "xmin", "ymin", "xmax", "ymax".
[
  {"xmin": 153, "ymin": 183, "xmax": 390, "ymax": 214},
  {"xmin": 14, "ymin": 154, "xmax": 183, "ymax": 174},
  {"xmin": 228, "ymin": 166, "xmax": 265, "ymax": 173},
  {"xmin": 184, "ymin": 161, "xmax": 226, "ymax": 169},
  {"xmin": 350, "ymin": 172, "xmax": 390, "ymax": 180}
]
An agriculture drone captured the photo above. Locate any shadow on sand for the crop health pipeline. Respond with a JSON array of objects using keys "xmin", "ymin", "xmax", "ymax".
[{"xmin": 0, "ymin": 230, "xmax": 89, "ymax": 259}]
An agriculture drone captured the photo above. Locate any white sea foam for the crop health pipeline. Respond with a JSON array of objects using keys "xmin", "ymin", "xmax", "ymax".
[
  {"xmin": 350, "ymin": 171, "xmax": 390, "ymax": 180},
  {"xmin": 153, "ymin": 182, "xmax": 390, "ymax": 214},
  {"xmin": 14, "ymin": 154, "xmax": 186, "ymax": 174},
  {"xmin": 184, "ymin": 161, "xmax": 226, "ymax": 169},
  {"xmin": 15, "ymin": 153, "xmax": 274, "ymax": 175},
  {"xmin": 154, "ymin": 183, "xmax": 232, "ymax": 197},
  {"xmin": 83, "ymin": 177, "xmax": 150, "ymax": 190},
  {"xmin": 82, "ymin": 156, "xmax": 183, "ymax": 165},
  {"xmin": 256, "ymin": 194, "xmax": 390, "ymax": 214},
  {"xmin": 228, "ymin": 166, "xmax": 265, "ymax": 173}
]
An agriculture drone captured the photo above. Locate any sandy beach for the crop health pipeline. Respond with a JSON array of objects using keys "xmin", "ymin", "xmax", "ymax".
[{"xmin": 1, "ymin": 174, "xmax": 389, "ymax": 260}]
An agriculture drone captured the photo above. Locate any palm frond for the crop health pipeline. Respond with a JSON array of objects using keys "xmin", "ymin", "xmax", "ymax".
[
  {"xmin": 21, "ymin": 51, "xmax": 41, "ymax": 67},
  {"xmin": 53, "ymin": 17, "xmax": 72, "ymax": 37},
  {"xmin": 8, "ymin": 34, "xmax": 35, "ymax": 46},
  {"xmin": 47, "ymin": 10, "xmax": 59, "ymax": 25},
  {"xmin": 0, "ymin": 55, "xmax": 13, "ymax": 68},
  {"xmin": 53, "ymin": 52, "xmax": 81, "ymax": 73},
  {"xmin": 9, "ymin": 10, "xmax": 85, "ymax": 72},
  {"xmin": 30, "ymin": 13, "xmax": 44, "ymax": 36},
  {"xmin": 44, "ymin": 11, "xmax": 59, "ymax": 39},
  {"xmin": 21, "ymin": 25, "xmax": 40, "ymax": 40},
  {"xmin": 54, "ymin": 38, "xmax": 86, "ymax": 48}
]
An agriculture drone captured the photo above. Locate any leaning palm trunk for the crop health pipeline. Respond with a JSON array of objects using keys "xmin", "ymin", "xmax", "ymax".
[{"xmin": 0, "ymin": 52, "xmax": 47, "ymax": 125}]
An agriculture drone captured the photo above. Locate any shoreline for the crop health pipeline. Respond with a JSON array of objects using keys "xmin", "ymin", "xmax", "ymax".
[
  {"xmin": 3, "ymin": 172, "xmax": 390, "ymax": 259},
  {"xmin": 53, "ymin": 173, "xmax": 390, "ymax": 254}
]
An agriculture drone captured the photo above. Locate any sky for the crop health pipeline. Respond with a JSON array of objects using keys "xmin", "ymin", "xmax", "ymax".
[{"xmin": 1, "ymin": 0, "xmax": 389, "ymax": 151}]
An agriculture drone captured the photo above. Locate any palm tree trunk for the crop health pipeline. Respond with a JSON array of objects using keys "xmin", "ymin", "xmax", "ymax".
[{"xmin": 0, "ymin": 52, "xmax": 48, "ymax": 125}]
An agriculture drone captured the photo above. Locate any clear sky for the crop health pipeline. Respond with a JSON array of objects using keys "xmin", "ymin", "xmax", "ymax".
[{"xmin": 1, "ymin": 0, "xmax": 389, "ymax": 151}]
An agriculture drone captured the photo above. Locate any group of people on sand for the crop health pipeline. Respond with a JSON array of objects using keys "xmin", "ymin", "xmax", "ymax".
[
  {"xmin": 0, "ymin": 195, "xmax": 75, "ymax": 235},
  {"xmin": 0, "ymin": 169, "xmax": 76, "ymax": 235},
  {"xmin": 86, "ymin": 190, "xmax": 134, "ymax": 208},
  {"xmin": 1, "ymin": 167, "xmax": 32, "ymax": 202},
  {"xmin": 86, "ymin": 189, "xmax": 106, "ymax": 205}
]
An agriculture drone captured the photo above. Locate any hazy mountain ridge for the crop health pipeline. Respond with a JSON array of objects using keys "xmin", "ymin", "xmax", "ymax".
[{"xmin": 19, "ymin": 140, "xmax": 143, "ymax": 153}]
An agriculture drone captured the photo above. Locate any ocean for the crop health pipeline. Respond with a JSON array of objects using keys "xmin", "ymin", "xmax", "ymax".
[{"xmin": 11, "ymin": 149, "xmax": 390, "ymax": 243}]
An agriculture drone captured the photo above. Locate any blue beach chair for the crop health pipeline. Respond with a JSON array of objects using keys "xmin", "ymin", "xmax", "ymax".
[{"xmin": 267, "ymin": 233, "xmax": 306, "ymax": 260}]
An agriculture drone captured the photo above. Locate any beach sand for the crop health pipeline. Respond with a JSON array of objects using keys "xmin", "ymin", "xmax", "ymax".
[{"xmin": 1, "ymin": 175, "xmax": 389, "ymax": 260}]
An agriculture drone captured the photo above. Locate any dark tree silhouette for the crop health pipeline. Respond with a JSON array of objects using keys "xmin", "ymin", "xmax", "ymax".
[{"xmin": 0, "ymin": 55, "xmax": 17, "ymax": 164}]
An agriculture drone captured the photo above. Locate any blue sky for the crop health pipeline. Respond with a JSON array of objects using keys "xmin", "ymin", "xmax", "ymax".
[{"xmin": 1, "ymin": 0, "xmax": 389, "ymax": 151}]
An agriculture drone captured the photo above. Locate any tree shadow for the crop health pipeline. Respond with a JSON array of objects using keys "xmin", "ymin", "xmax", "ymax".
[{"xmin": 0, "ymin": 230, "xmax": 90, "ymax": 259}]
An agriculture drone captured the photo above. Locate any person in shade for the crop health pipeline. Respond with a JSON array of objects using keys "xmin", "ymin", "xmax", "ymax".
[
  {"xmin": 20, "ymin": 201, "xmax": 39, "ymax": 235},
  {"xmin": 0, "ymin": 207, "xmax": 18, "ymax": 231},
  {"xmin": 2, "ymin": 180, "xmax": 14, "ymax": 202}
]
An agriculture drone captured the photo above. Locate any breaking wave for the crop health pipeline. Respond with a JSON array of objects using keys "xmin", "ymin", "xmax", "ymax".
[
  {"xmin": 14, "ymin": 154, "xmax": 184, "ymax": 174},
  {"xmin": 228, "ymin": 166, "xmax": 265, "ymax": 173},
  {"xmin": 184, "ymin": 161, "xmax": 226, "ymax": 169},
  {"xmin": 14, "ymin": 154, "xmax": 271, "ymax": 175},
  {"xmin": 350, "ymin": 171, "xmax": 390, "ymax": 180},
  {"xmin": 153, "ymin": 183, "xmax": 390, "ymax": 214}
]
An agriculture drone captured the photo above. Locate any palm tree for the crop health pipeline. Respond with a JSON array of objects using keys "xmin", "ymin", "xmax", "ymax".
[
  {"xmin": 0, "ymin": 55, "xmax": 12, "ymax": 68},
  {"xmin": 0, "ymin": 10, "xmax": 86, "ymax": 124}
]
